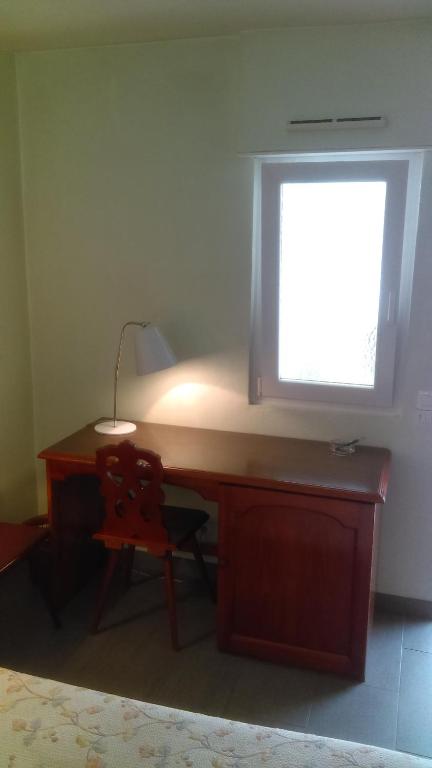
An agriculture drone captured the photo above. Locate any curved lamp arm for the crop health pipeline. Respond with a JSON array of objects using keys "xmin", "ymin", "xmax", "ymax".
[{"xmin": 113, "ymin": 321, "xmax": 149, "ymax": 427}]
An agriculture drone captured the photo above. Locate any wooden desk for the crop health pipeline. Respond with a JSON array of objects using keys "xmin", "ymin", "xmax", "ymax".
[{"xmin": 39, "ymin": 420, "xmax": 390, "ymax": 679}]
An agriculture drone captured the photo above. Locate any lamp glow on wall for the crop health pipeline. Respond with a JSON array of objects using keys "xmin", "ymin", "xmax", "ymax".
[{"xmin": 95, "ymin": 321, "xmax": 177, "ymax": 435}]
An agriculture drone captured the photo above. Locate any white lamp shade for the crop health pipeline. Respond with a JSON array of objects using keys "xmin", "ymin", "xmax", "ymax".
[{"xmin": 134, "ymin": 325, "xmax": 177, "ymax": 376}]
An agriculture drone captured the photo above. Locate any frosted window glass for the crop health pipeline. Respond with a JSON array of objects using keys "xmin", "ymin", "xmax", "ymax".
[{"xmin": 278, "ymin": 181, "xmax": 387, "ymax": 388}]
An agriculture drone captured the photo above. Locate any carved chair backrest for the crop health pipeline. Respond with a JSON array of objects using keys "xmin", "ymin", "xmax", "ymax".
[{"xmin": 96, "ymin": 441, "xmax": 169, "ymax": 547}]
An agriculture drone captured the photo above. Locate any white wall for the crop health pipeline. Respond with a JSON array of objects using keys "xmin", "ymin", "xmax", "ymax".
[
  {"xmin": 240, "ymin": 22, "xmax": 432, "ymax": 153},
  {"xmin": 0, "ymin": 54, "xmax": 36, "ymax": 521},
  {"xmin": 15, "ymin": 21, "xmax": 432, "ymax": 598}
]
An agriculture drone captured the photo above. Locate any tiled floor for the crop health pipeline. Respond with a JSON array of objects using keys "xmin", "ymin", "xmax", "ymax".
[{"xmin": 1, "ymin": 561, "xmax": 431, "ymax": 760}]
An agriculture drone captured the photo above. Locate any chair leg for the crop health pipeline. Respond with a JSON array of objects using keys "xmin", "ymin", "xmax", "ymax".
[
  {"xmin": 122, "ymin": 545, "xmax": 135, "ymax": 590},
  {"xmin": 91, "ymin": 548, "xmax": 120, "ymax": 634},
  {"xmin": 190, "ymin": 534, "xmax": 216, "ymax": 603},
  {"xmin": 164, "ymin": 552, "xmax": 179, "ymax": 651}
]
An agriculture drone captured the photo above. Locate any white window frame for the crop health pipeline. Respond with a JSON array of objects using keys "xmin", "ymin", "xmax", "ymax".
[{"xmin": 250, "ymin": 151, "xmax": 421, "ymax": 408}]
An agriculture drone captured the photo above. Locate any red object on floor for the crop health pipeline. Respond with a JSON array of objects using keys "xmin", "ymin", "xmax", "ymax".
[{"xmin": 0, "ymin": 522, "xmax": 46, "ymax": 575}]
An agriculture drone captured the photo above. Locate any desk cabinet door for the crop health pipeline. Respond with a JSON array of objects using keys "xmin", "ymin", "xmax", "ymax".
[{"xmin": 217, "ymin": 486, "xmax": 376, "ymax": 679}]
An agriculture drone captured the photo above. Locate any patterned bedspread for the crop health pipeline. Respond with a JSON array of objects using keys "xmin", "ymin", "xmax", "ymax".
[{"xmin": 0, "ymin": 666, "xmax": 429, "ymax": 767}]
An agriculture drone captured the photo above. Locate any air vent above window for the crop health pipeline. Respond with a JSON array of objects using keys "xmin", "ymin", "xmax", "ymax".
[{"xmin": 287, "ymin": 116, "xmax": 387, "ymax": 131}]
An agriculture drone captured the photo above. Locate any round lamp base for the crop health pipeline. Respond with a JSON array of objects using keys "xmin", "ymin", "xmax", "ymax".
[{"xmin": 94, "ymin": 420, "xmax": 137, "ymax": 435}]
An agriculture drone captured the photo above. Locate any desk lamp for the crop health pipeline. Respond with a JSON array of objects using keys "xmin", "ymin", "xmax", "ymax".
[{"xmin": 94, "ymin": 321, "xmax": 177, "ymax": 435}]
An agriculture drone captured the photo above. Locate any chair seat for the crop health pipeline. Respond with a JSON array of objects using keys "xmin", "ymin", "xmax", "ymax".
[{"xmin": 162, "ymin": 506, "xmax": 209, "ymax": 546}]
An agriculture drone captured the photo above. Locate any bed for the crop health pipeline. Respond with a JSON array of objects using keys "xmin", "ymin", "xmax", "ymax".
[{"xmin": 0, "ymin": 665, "xmax": 429, "ymax": 767}]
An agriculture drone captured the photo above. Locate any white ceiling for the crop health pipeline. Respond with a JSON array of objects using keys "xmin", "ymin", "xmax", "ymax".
[{"xmin": 1, "ymin": 0, "xmax": 431, "ymax": 52}]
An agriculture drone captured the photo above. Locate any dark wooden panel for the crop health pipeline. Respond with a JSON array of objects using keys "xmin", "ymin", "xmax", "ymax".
[
  {"xmin": 49, "ymin": 475, "xmax": 106, "ymax": 609},
  {"xmin": 231, "ymin": 507, "xmax": 355, "ymax": 654},
  {"xmin": 218, "ymin": 486, "xmax": 376, "ymax": 678}
]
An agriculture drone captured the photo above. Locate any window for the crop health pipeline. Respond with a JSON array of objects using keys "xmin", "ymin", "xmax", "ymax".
[{"xmin": 251, "ymin": 153, "xmax": 420, "ymax": 407}]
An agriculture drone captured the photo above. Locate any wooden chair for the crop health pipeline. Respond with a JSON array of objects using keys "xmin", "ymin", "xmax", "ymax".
[{"xmin": 91, "ymin": 440, "xmax": 213, "ymax": 648}]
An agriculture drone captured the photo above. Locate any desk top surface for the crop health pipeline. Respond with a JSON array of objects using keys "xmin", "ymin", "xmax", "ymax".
[{"xmin": 39, "ymin": 420, "xmax": 390, "ymax": 503}]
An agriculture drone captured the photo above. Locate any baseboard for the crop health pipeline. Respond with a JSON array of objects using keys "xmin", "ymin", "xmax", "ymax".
[{"xmin": 375, "ymin": 592, "xmax": 432, "ymax": 619}]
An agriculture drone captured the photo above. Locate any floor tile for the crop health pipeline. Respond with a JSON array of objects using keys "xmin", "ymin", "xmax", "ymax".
[
  {"xmin": 147, "ymin": 639, "xmax": 239, "ymax": 718},
  {"xmin": 397, "ymin": 648, "xmax": 432, "ymax": 758},
  {"xmin": 365, "ymin": 613, "xmax": 403, "ymax": 691},
  {"xmin": 224, "ymin": 658, "xmax": 316, "ymax": 729},
  {"xmin": 308, "ymin": 679, "xmax": 398, "ymax": 748},
  {"xmin": 403, "ymin": 618, "xmax": 432, "ymax": 653}
]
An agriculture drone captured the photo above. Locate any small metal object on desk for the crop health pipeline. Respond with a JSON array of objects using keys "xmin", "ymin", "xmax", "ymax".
[{"xmin": 329, "ymin": 438, "xmax": 361, "ymax": 456}]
